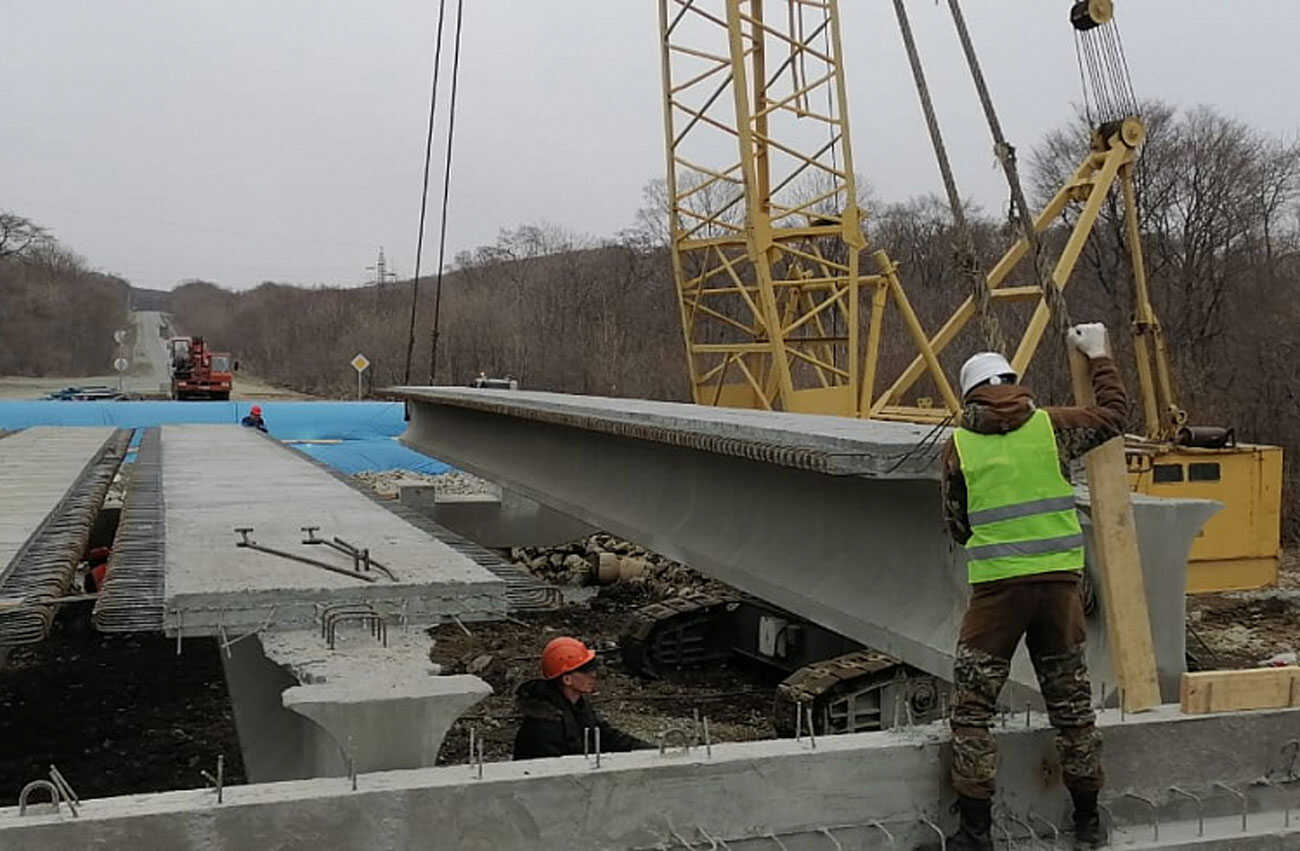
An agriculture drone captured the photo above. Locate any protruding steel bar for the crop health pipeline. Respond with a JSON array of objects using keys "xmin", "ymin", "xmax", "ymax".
[
  {"xmin": 1169, "ymin": 786, "xmax": 1203, "ymax": 836},
  {"xmin": 1123, "ymin": 793, "xmax": 1159, "ymax": 841},
  {"xmin": 918, "ymin": 814, "xmax": 946, "ymax": 851},
  {"xmin": 46, "ymin": 766, "xmax": 78, "ymax": 817},
  {"xmin": 235, "ymin": 528, "xmax": 376, "ymax": 582},
  {"xmin": 1262, "ymin": 779, "xmax": 1289, "ymax": 829},
  {"xmin": 869, "ymin": 821, "xmax": 896, "ymax": 849},
  {"xmin": 48, "ymin": 765, "xmax": 79, "ymax": 807},
  {"xmin": 1213, "ymin": 781, "xmax": 1248, "ymax": 832},
  {"xmin": 18, "ymin": 780, "xmax": 61, "ymax": 816}
]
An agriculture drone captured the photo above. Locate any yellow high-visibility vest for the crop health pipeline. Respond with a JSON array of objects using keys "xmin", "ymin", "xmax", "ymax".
[{"xmin": 952, "ymin": 408, "xmax": 1085, "ymax": 584}]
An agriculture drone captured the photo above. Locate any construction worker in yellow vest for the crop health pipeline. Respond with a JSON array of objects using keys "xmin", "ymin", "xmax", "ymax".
[{"xmin": 933, "ymin": 323, "xmax": 1125, "ymax": 851}]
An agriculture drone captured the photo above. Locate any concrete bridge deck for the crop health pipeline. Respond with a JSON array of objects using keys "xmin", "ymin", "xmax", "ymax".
[
  {"xmin": 394, "ymin": 387, "xmax": 1219, "ymax": 702},
  {"xmin": 160, "ymin": 425, "xmax": 508, "ymax": 636}
]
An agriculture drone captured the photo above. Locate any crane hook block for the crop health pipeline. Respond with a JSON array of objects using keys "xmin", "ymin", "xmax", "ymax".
[{"xmin": 1070, "ymin": 0, "xmax": 1114, "ymax": 31}]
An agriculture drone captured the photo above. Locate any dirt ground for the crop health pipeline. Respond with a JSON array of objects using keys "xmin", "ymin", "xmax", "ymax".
[
  {"xmin": 431, "ymin": 583, "xmax": 781, "ymax": 765},
  {"xmin": 0, "ymin": 602, "xmax": 244, "ymax": 806},
  {"xmin": 1186, "ymin": 550, "xmax": 1300, "ymax": 670}
]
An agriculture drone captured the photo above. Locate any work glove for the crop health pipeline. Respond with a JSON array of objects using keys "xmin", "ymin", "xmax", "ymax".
[{"xmin": 1067, "ymin": 322, "xmax": 1109, "ymax": 359}]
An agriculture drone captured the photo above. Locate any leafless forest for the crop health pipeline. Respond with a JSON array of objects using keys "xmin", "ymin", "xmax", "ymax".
[{"xmin": 0, "ymin": 214, "xmax": 129, "ymax": 375}]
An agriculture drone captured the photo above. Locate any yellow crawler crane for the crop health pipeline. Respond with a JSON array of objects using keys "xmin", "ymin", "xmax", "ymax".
[{"xmin": 656, "ymin": 0, "xmax": 1281, "ymax": 592}]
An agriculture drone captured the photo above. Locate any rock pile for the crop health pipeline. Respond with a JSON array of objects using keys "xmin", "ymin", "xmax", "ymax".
[
  {"xmin": 353, "ymin": 469, "xmax": 500, "ymax": 499},
  {"xmin": 510, "ymin": 533, "xmax": 719, "ymax": 598}
]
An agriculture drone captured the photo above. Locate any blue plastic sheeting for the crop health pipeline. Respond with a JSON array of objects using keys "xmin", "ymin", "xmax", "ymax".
[
  {"xmin": 0, "ymin": 401, "xmax": 450, "ymax": 474},
  {"xmin": 293, "ymin": 440, "xmax": 452, "ymax": 475}
]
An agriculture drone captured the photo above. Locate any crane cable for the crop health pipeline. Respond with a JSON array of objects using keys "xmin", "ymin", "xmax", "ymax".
[
  {"xmin": 427, "ymin": 0, "xmax": 466, "ymax": 385},
  {"xmin": 403, "ymin": 0, "xmax": 452, "ymax": 387},
  {"xmin": 1072, "ymin": 4, "xmax": 1139, "ymax": 125},
  {"xmin": 944, "ymin": 0, "xmax": 1073, "ymax": 340},
  {"xmin": 890, "ymin": 0, "xmax": 1006, "ymax": 355}
]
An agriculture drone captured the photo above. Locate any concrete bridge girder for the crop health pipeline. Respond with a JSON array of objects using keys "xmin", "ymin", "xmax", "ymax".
[{"xmin": 396, "ymin": 389, "xmax": 1218, "ymax": 702}]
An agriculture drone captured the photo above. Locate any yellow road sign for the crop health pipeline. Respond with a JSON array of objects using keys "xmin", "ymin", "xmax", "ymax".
[{"xmin": 350, "ymin": 353, "xmax": 370, "ymax": 373}]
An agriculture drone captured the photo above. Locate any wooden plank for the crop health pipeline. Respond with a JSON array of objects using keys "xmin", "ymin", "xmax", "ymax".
[
  {"xmin": 1069, "ymin": 348, "xmax": 1162, "ymax": 712},
  {"xmin": 1180, "ymin": 667, "xmax": 1300, "ymax": 714}
]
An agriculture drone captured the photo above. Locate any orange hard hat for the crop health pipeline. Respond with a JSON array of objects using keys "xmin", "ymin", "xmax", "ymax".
[
  {"xmin": 540, "ymin": 636, "xmax": 596, "ymax": 679},
  {"xmin": 250, "ymin": 405, "xmax": 262, "ymax": 416}
]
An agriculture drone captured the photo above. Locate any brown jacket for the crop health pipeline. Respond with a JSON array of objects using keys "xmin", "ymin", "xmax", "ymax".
[{"xmin": 940, "ymin": 356, "xmax": 1128, "ymax": 558}]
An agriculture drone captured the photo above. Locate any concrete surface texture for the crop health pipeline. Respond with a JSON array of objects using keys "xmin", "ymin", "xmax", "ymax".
[
  {"xmin": 397, "ymin": 390, "xmax": 1218, "ymax": 702},
  {"xmin": 389, "ymin": 386, "xmax": 949, "ymax": 477},
  {"xmin": 161, "ymin": 425, "xmax": 507, "ymax": 635},
  {"xmin": 0, "ymin": 427, "xmax": 116, "ymax": 576},
  {"xmin": 2, "ymin": 705, "xmax": 1297, "ymax": 849},
  {"xmin": 221, "ymin": 631, "xmax": 490, "ymax": 782},
  {"xmin": 399, "ymin": 485, "xmax": 598, "ymax": 548}
]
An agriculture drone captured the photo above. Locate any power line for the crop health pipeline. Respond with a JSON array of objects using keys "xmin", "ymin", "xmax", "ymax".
[
  {"xmin": 403, "ymin": 0, "xmax": 451, "ymax": 386},
  {"xmin": 427, "ymin": 0, "xmax": 465, "ymax": 386}
]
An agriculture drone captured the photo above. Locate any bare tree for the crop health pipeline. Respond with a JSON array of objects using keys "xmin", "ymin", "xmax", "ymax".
[{"xmin": 0, "ymin": 212, "xmax": 52, "ymax": 259}]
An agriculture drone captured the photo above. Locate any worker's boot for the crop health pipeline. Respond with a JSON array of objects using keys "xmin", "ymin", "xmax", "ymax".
[
  {"xmin": 919, "ymin": 795, "xmax": 993, "ymax": 850},
  {"xmin": 1071, "ymin": 789, "xmax": 1106, "ymax": 849}
]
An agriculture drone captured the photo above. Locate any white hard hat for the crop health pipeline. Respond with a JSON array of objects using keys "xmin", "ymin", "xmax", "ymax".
[{"xmin": 959, "ymin": 352, "xmax": 1017, "ymax": 398}]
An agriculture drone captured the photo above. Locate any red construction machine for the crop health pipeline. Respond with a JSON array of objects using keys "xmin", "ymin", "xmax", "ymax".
[{"xmin": 168, "ymin": 336, "xmax": 234, "ymax": 400}]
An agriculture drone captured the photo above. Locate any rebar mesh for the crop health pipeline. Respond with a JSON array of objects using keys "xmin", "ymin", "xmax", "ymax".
[
  {"xmin": 93, "ymin": 428, "xmax": 165, "ymax": 633},
  {"xmin": 0, "ymin": 428, "xmax": 131, "ymax": 645}
]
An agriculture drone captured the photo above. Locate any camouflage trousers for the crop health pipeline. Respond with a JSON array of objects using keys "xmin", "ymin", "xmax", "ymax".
[{"xmin": 949, "ymin": 578, "xmax": 1103, "ymax": 800}]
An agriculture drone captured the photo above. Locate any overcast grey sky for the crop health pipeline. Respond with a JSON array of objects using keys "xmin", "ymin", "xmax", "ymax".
[{"xmin": 3, "ymin": 1, "xmax": 1296, "ymax": 291}]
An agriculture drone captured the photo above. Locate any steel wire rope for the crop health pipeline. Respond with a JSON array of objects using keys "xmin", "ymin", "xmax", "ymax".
[
  {"xmin": 891, "ymin": 0, "xmax": 1006, "ymax": 355},
  {"xmin": 945, "ymin": 0, "xmax": 1073, "ymax": 338},
  {"xmin": 427, "ymin": 0, "xmax": 466, "ymax": 385},
  {"xmin": 403, "ymin": 0, "xmax": 452, "ymax": 387}
]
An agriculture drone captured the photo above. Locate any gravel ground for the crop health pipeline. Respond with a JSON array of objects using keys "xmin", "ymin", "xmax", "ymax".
[{"xmin": 353, "ymin": 469, "xmax": 500, "ymax": 499}]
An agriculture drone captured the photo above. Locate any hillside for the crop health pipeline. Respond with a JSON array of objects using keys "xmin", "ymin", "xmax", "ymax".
[{"xmin": 0, "ymin": 213, "xmax": 129, "ymax": 376}]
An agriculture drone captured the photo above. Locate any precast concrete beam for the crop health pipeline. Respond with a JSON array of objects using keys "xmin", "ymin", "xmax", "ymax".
[
  {"xmin": 160, "ymin": 425, "xmax": 508, "ymax": 636},
  {"xmin": 2, "ymin": 706, "xmax": 1297, "ymax": 849},
  {"xmin": 395, "ymin": 389, "xmax": 1218, "ymax": 701}
]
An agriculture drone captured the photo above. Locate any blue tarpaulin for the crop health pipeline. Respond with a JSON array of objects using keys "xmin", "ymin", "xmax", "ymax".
[{"xmin": 0, "ymin": 401, "xmax": 451, "ymax": 475}]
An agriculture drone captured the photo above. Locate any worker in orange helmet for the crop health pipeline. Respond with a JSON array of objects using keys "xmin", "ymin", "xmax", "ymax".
[
  {"xmin": 512, "ymin": 636, "xmax": 651, "ymax": 760},
  {"xmin": 240, "ymin": 404, "xmax": 267, "ymax": 433}
]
